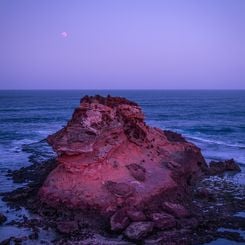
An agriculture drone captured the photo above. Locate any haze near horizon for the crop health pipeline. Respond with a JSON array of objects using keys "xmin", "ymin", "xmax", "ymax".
[{"xmin": 0, "ymin": 0, "xmax": 245, "ymax": 89}]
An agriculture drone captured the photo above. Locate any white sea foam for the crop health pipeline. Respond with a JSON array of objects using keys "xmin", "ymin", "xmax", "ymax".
[{"xmin": 186, "ymin": 135, "xmax": 245, "ymax": 149}]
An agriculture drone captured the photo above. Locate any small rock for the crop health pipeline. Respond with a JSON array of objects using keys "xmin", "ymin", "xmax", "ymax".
[
  {"xmin": 56, "ymin": 220, "xmax": 78, "ymax": 234},
  {"xmin": 13, "ymin": 236, "xmax": 28, "ymax": 244},
  {"xmin": 0, "ymin": 213, "xmax": 7, "ymax": 224},
  {"xmin": 0, "ymin": 238, "xmax": 12, "ymax": 245},
  {"xmin": 162, "ymin": 202, "xmax": 190, "ymax": 218},
  {"xmin": 150, "ymin": 212, "xmax": 176, "ymax": 229},
  {"xmin": 124, "ymin": 222, "xmax": 153, "ymax": 240},
  {"xmin": 29, "ymin": 231, "xmax": 39, "ymax": 240},
  {"xmin": 180, "ymin": 217, "xmax": 199, "ymax": 229},
  {"xmin": 127, "ymin": 209, "xmax": 146, "ymax": 221},
  {"xmin": 195, "ymin": 188, "xmax": 214, "ymax": 200},
  {"xmin": 110, "ymin": 209, "xmax": 130, "ymax": 231},
  {"xmin": 209, "ymin": 159, "xmax": 241, "ymax": 175}
]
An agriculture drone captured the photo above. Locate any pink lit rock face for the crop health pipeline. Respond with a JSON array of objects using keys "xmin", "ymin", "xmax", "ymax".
[{"xmin": 39, "ymin": 95, "xmax": 207, "ymax": 237}]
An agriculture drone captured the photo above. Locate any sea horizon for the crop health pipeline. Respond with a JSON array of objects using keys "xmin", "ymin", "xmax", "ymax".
[{"xmin": 1, "ymin": 88, "xmax": 245, "ymax": 91}]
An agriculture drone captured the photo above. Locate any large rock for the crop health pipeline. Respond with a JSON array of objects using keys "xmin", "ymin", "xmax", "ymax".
[{"xmin": 39, "ymin": 95, "xmax": 207, "ymax": 231}]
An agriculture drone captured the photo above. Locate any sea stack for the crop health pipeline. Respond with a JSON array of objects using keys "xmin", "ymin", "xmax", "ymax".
[{"xmin": 39, "ymin": 95, "xmax": 207, "ymax": 237}]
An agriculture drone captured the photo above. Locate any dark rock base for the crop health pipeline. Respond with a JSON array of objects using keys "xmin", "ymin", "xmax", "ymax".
[{"xmin": 1, "ymin": 160, "xmax": 245, "ymax": 245}]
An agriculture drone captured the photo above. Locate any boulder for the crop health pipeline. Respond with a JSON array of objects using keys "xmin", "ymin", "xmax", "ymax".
[
  {"xmin": 56, "ymin": 221, "xmax": 78, "ymax": 234},
  {"xmin": 195, "ymin": 187, "xmax": 214, "ymax": 200},
  {"xmin": 150, "ymin": 212, "xmax": 176, "ymax": 229},
  {"xmin": 124, "ymin": 222, "xmax": 154, "ymax": 240},
  {"xmin": 110, "ymin": 209, "xmax": 130, "ymax": 231},
  {"xmin": 162, "ymin": 202, "xmax": 190, "ymax": 218},
  {"xmin": 127, "ymin": 209, "xmax": 146, "ymax": 222}
]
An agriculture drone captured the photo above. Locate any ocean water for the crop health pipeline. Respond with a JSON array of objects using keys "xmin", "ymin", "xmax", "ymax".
[{"xmin": 0, "ymin": 90, "xmax": 244, "ymax": 242}]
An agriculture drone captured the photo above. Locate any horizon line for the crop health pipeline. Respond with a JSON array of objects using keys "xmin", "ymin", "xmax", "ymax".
[{"xmin": 0, "ymin": 88, "xmax": 245, "ymax": 91}]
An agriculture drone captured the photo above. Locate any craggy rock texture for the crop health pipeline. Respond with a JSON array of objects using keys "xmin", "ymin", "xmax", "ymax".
[{"xmin": 39, "ymin": 95, "xmax": 207, "ymax": 238}]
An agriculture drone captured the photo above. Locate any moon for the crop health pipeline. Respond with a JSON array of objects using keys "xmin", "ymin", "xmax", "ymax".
[{"xmin": 60, "ymin": 31, "xmax": 68, "ymax": 38}]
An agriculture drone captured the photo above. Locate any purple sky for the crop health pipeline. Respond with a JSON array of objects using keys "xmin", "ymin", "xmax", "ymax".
[{"xmin": 0, "ymin": 0, "xmax": 245, "ymax": 89}]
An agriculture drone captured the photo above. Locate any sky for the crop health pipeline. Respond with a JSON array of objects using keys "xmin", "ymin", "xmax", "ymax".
[{"xmin": 0, "ymin": 0, "xmax": 245, "ymax": 89}]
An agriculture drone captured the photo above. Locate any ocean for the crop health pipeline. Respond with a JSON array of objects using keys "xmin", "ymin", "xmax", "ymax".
[{"xmin": 0, "ymin": 90, "xmax": 244, "ymax": 243}]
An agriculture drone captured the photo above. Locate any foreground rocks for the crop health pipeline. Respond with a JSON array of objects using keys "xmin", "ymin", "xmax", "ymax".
[
  {"xmin": 2, "ymin": 162, "xmax": 245, "ymax": 244},
  {"xmin": 2, "ymin": 159, "xmax": 57, "ymax": 209}
]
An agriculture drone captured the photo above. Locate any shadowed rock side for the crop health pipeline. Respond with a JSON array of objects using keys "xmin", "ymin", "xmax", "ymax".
[{"xmin": 39, "ymin": 95, "xmax": 207, "ymax": 239}]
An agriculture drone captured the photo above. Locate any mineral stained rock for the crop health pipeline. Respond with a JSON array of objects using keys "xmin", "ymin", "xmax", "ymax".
[{"xmin": 39, "ymin": 95, "xmax": 207, "ymax": 234}]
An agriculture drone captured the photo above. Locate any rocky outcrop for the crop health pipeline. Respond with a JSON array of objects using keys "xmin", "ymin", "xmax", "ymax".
[
  {"xmin": 39, "ymin": 95, "xmax": 207, "ymax": 238},
  {"xmin": 209, "ymin": 159, "xmax": 241, "ymax": 175},
  {"xmin": 0, "ymin": 213, "xmax": 7, "ymax": 225}
]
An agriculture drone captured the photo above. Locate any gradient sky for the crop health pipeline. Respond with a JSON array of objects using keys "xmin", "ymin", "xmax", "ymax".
[{"xmin": 0, "ymin": 0, "xmax": 245, "ymax": 89}]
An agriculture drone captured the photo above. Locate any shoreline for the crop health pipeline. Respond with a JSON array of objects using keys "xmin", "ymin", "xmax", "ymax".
[{"xmin": 0, "ymin": 158, "xmax": 244, "ymax": 244}]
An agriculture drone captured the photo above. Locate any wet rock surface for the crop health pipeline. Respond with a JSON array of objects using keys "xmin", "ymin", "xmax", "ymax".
[
  {"xmin": 124, "ymin": 221, "xmax": 154, "ymax": 240},
  {"xmin": 208, "ymin": 159, "xmax": 241, "ymax": 175},
  {"xmin": 1, "ymin": 159, "xmax": 57, "ymax": 209},
  {"xmin": 56, "ymin": 221, "xmax": 79, "ymax": 234},
  {"xmin": 7, "ymin": 157, "xmax": 57, "ymax": 184},
  {"xmin": 150, "ymin": 212, "xmax": 176, "ymax": 230},
  {"xmin": 162, "ymin": 202, "xmax": 190, "ymax": 218},
  {"xmin": 110, "ymin": 209, "xmax": 130, "ymax": 231},
  {"xmin": 0, "ymin": 213, "xmax": 7, "ymax": 225},
  {"xmin": 1, "ymin": 151, "xmax": 245, "ymax": 244}
]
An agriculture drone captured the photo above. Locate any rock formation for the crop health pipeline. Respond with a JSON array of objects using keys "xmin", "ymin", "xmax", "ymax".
[
  {"xmin": 39, "ymin": 95, "xmax": 207, "ymax": 239},
  {"xmin": 208, "ymin": 159, "xmax": 241, "ymax": 175}
]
